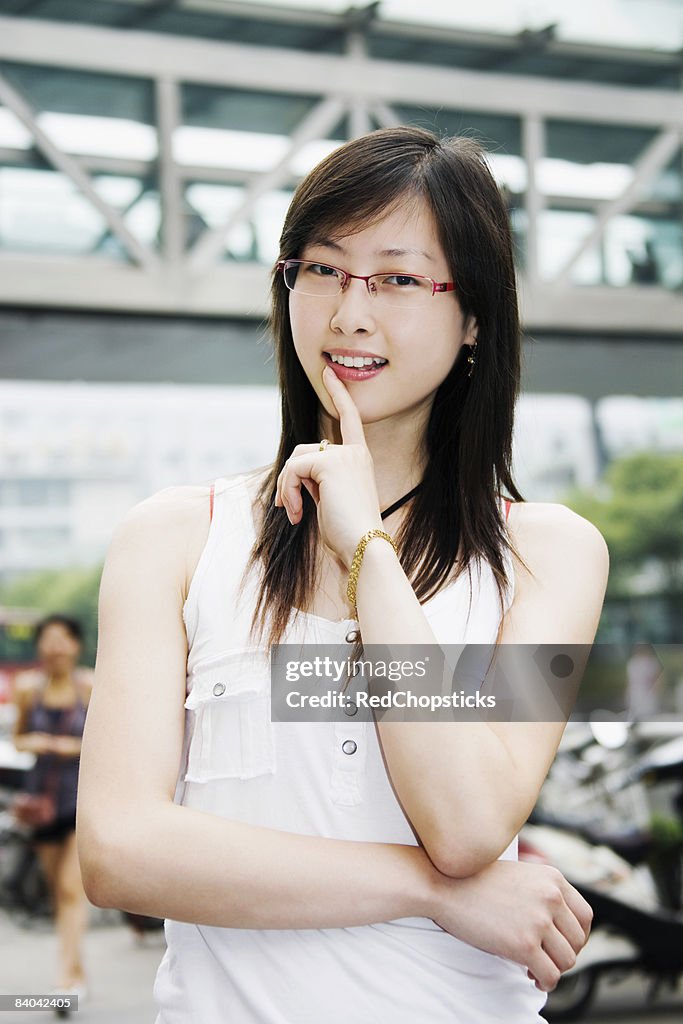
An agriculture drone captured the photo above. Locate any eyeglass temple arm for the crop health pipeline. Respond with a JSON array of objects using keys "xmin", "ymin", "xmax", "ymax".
[{"xmin": 433, "ymin": 282, "xmax": 457, "ymax": 293}]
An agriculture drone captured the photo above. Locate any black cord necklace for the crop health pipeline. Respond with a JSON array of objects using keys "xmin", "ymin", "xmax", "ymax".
[{"xmin": 380, "ymin": 483, "xmax": 421, "ymax": 520}]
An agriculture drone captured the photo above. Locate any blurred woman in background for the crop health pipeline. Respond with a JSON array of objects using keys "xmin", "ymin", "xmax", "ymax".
[{"xmin": 12, "ymin": 614, "xmax": 92, "ymax": 1004}]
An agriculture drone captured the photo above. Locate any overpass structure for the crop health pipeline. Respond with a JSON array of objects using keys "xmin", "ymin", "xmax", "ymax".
[{"xmin": 0, "ymin": 1, "xmax": 681, "ymax": 394}]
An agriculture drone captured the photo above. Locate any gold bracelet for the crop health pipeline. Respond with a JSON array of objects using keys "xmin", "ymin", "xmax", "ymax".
[{"xmin": 346, "ymin": 529, "xmax": 398, "ymax": 618}]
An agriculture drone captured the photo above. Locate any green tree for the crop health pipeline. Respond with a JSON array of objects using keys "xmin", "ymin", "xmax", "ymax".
[{"xmin": 564, "ymin": 452, "xmax": 683, "ymax": 596}]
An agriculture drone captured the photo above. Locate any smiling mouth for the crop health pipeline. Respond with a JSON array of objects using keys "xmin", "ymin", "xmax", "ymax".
[
  {"xmin": 322, "ymin": 352, "xmax": 389, "ymax": 380},
  {"xmin": 323, "ymin": 352, "xmax": 388, "ymax": 368}
]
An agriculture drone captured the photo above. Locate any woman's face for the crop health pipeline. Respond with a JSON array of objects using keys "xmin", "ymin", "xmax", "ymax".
[
  {"xmin": 37, "ymin": 623, "xmax": 80, "ymax": 675},
  {"xmin": 289, "ymin": 195, "xmax": 476, "ymax": 432}
]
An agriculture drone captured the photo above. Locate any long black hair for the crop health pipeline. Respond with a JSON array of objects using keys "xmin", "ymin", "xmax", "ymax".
[{"xmin": 240, "ymin": 126, "xmax": 528, "ymax": 655}]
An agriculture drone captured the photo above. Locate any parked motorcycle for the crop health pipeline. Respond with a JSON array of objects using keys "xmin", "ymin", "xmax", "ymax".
[
  {"xmin": 0, "ymin": 803, "xmax": 51, "ymax": 920},
  {"xmin": 0, "ymin": 743, "xmax": 51, "ymax": 920},
  {"xmin": 520, "ymin": 822, "xmax": 683, "ymax": 1021},
  {"xmin": 534, "ymin": 718, "xmax": 683, "ymax": 911}
]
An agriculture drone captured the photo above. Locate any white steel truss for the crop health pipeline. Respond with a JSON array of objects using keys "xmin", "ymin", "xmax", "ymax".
[
  {"xmin": 0, "ymin": 14, "xmax": 681, "ymax": 333},
  {"xmin": 0, "ymin": 68, "xmax": 159, "ymax": 269}
]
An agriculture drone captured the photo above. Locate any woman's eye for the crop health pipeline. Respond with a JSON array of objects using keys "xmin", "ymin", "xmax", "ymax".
[
  {"xmin": 308, "ymin": 263, "xmax": 338, "ymax": 277},
  {"xmin": 383, "ymin": 274, "xmax": 420, "ymax": 287}
]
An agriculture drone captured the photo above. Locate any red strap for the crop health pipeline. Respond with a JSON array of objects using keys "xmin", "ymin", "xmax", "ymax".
[
  {"xmin": 504, "ymin": 499, "xmax": 512, "ymax": 522},
  {"xmin": 209, "ymin": 482, "xmax": 215, "ymax": 524}
]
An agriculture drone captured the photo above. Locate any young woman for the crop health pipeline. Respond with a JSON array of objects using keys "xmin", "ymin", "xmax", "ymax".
[
  {"xmin": 13, "ymin": 615, "xmax": 92, "ymax": 1003},
  {"xmin": 77, "ymin": 127, "xmax": 608, "ymax": 1023}
]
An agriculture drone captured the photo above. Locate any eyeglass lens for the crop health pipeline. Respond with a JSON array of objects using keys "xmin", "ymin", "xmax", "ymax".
[{"xmin": 283, "ymin": 261, "xmax": 435, "ymax": 308}]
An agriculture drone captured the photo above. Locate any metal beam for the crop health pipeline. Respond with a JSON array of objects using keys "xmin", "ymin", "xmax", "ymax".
[
  {"xmin": 6, "ymin": 144, "xmax": 679, "ymax": 219},
  {"xmin": 521, "ymin": 281, "xmax": 683, "ymax": 334},
  {"xmin": 0, "ymin": 148, "xmax": 254, "ymax": 187},
  {"xmin": 371, "ymin": 102, "xmax": 401, "ymax": 129},
  {"xmin": 117, "ymin": 0, "xmax": 179, "ymax": 30},
  {"xmin": 155, "ymin": 76, "xmax": 184, "ymax": 265},
  {"xmin": 0, "ymin": 254, "xmax": 269, "ymax": 316},
  {"xmin": 187, "ymin": 95, "xmax": 347, "ymax": 272},
  {"xmin": 522, "ymin": 114, "xmax": 544, "ymax": 283},
  {"xmin": 1, "ymin": 253, "xmax": 681, "ymax": 334},
  {"xmin": 0, "ymin": 69, "xmax": 159, "ymax": 270},
  {"xmin": 89, "ymin": 183, "xmax": 147, "ymax": 254},
  {"xmin": 1, "ymin": 18, "xmax": 683, "ymax": 129},
  {"xmin": 554, "ymin": 127, "xmax": 682, "ymax": 285},
  {"xmin": 345, "ymin": 28, "xmax": 372, "ymax": 138},
  {"xmin": 1, "ymin": 309, "xmax": 682, "ymax": 400},
  {"xmin": 140, "ymin": 0, "xmax": 683, "ymax": 72},
  {"xmin": 348, "ymin": 99, "xmax": 372, "ymax": 139},
  {"xmin": 180, "ymin": 0, "xmax": 343, "ymax": 30},
  {"xmin": 376, "ymin": 23, "xmax": 681, "ymax": 71}
]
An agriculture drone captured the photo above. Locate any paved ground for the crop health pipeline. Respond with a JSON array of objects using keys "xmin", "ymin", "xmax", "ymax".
[
  {"xmin": 2, "ymin": 905, "xmax": 683, "ymax": 1022},
  {"xmin": 1, "ymin": 906, "xmax": 163, "ymax": 1023}
]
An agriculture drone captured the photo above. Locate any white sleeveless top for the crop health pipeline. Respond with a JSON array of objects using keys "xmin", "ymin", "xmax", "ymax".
[{"xmin": 153, "ymin": 474, "xmax": 546, "ymax": 1023}]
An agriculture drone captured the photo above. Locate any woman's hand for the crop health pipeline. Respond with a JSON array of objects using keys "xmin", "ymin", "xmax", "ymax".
[
  {"xmin": 14, "ymin": 732, "xmax": 56, "ymax": 756},
  {"xmin": 428, "ymin": 859, "xmax": 592, "ymax": 992},
  {"xmin": 52, "ymin": 735, "xmax": 82, "ymax": 758},
  {"xmin": 275, "ymin": 365, "xmax": 383, "ymax": 569}
]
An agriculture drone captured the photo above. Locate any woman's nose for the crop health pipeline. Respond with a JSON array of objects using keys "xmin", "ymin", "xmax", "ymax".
[{"xmin": 329, "ymin": 277, "xmax": 377, "ymax": 335}]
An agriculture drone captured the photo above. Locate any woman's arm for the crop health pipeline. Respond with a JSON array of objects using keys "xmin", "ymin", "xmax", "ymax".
[
  {"xmin": 76, "ymin": 486, "xmax": 436, "ymax": 928},
  {"xmin": 353, "ymin": 502, "xmax": 609, "ymax": 877},
  {"xmin": 275, "ymin": 370, "xmax": 607, "ymax": 879},
  {"xmin": 76, "ymin": 486, "xmax": 590, "ymax": 992},
  {"xmin": 76, "ymin": 486, "xmax": 448, "ymax": 928},
  {"xmin": 52, "ymin": 736, "xmax": 83, "ymax": 758}
]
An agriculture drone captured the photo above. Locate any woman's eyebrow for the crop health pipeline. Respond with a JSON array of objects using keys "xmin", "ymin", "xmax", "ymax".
[
  {"xmin": 307, "ymin": 240, "xmax": 433, "ymax": 261},
  {"xmin": 305, "ymin": 238, "xmax": 342, "ymax": 251},
  {"xmin": 378, "ymin": 247, "xmax": 434, "ymax": 261}
]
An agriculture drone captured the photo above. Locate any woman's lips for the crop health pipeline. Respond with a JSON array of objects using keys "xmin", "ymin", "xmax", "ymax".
[{"xmin": 322, "ymin": 352, "xmax": 388, "ymax": 381}]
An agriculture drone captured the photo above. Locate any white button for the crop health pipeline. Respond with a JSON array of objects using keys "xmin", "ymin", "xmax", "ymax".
[
  {"xmin": 344, "ymin": 702, "xmax": 359, "ymax": 717},
  {"xmin": 342, "ymin": 739, "xmax": 357, "ymax": 755},
  {"xmin": 212, "ymin": 682, "xmax": 226, "ymax": 696},
  {"xmin": 345, "ymin": 630, "xmax": 360, "ymax": 643}
]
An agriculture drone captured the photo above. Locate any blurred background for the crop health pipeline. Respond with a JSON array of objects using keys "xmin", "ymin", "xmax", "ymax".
[{"xmin": 0, "ymin": 2, "xmax": 682, "ymax": 1020}]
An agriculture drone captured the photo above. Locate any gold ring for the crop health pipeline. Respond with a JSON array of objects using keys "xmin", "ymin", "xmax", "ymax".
[{"xmin": 319, "ymin": 439, "xmax": 330, "ymax": 452}]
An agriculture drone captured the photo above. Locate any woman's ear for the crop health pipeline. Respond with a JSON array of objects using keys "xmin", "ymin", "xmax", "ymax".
[{"xmin": 464, "ymin": 315, "xmax": 479, "ymax": 347}]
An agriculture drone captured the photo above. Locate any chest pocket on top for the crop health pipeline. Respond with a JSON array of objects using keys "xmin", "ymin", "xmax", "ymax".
[{"xmin": 184, "ymin": 648, "xmax": 276, "ymax": 782}]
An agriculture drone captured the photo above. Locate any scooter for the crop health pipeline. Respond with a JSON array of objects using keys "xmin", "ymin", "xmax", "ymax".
[
  {"xmin": 534, "ymin": 719, "xmax": 683, "ymax": 911},
  {"xmin": 520, "ymin": 822, "xmax": 683, "ymax": 1021},
  {"xmin": 0, "ymin": 742, "xmax": 51, "ymax": 920}
]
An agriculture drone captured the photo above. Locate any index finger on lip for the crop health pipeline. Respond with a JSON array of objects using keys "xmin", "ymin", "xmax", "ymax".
[{"xmin": 322, "ymin": 365, "xmax": 367, "ymax": 447}]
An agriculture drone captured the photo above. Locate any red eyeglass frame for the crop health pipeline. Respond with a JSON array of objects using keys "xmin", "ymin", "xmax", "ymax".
[{"xmin": 275, "ymin": 259, "xmax": 457, "ymax": 297}]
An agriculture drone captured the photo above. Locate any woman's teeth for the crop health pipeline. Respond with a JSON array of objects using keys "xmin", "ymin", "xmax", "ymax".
[{"xmin": 328, "ymin": 354, "xmax": 387, "ymax": 368}]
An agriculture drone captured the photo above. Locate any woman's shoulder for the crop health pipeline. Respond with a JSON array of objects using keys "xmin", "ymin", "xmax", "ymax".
[
  {"xmin": 116, "ymin": 469, "xmax": 264, "ymax": 533},
  {"xmin": 107, "ymin": 468, "xmax": 273, "ymax": 597},
  {"xmin": 506, "ymin": 500, "xmax": 609, "ymax": 587},
  {"xmin": 13, "ymin": 669, "xmax": 45, "ymax": 706},
  {"xmin": 507, "ymin": 499, "xmax": 606, "ymax": 545},
  {"xmin": 125, "ymin": 482, "xmax": 212, "ymax": 526}
]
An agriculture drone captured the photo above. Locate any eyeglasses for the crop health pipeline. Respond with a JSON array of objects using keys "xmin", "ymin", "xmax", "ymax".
[{"xmin": 276, "ymin": 259, "xmax": 456, "ymax": 310}]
